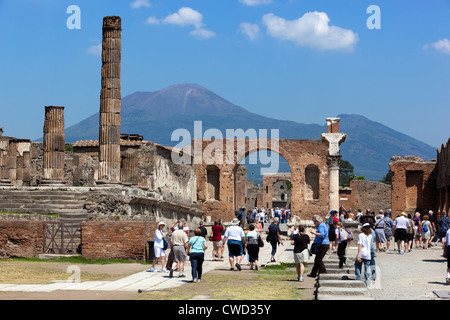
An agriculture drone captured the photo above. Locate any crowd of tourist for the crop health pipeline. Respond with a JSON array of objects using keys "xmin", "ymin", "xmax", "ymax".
[{"xmin": 146, "ymin": 206, "xmax": 450, "ymax": 285}]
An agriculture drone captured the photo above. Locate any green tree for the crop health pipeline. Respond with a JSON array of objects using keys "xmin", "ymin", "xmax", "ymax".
[
  {"xmin": 380, "ymin": 169, "xmax": 393, "ymax": 185},
  {"xmin": 339, "ymin": 160, "xmax": 354, "ymax": 187}
]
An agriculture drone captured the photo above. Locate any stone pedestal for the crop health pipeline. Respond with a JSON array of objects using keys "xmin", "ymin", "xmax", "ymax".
[
  {"xmin": 42, "ymin": 106, "xmax": 66, "ymax": 186},
  {"xmin": 98, "ymin": 16, "xmax": 122, "ymax": 186}
]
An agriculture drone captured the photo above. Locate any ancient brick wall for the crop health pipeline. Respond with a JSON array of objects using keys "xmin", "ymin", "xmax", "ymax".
[
  {"xmin": 0, "ymin": 220, "xmax": 45, "ymax": 259},
  {"xmin": 437, "ymin": 139, "xmax": 450, "ymax": 212},
  {"xmin": 81, "ymin": 221, "xmax": 157, "ymax": 261},
  {"xmin": 389, "ymin": 156, "xmax": 437, "ymax": 216},
  {"xmin": 339, "ymin": 180, "xmax": 391, "ymax": 214}
]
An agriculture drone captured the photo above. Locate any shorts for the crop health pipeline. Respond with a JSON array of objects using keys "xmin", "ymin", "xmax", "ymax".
[
  {"xmin": 154, "ymin": 246, "xmax": 166, "ymax": 258},
  {"xmin": 394, "ymin": 229, "xmax": 407, "ymax": 242},
  {"xmin": 294, "ymin": 249, "xmax": 309, "ymax": 264},
  {"xmin": 213, "ymin": 241, "xmax": 222, "ymax": 248},
  {"xmin": 228, "ymin": 241, "xmax": 243, "ymax": 257},
  {"xmin": 172, "ymin": 245, "xmax": 187, "ymax": 262}
]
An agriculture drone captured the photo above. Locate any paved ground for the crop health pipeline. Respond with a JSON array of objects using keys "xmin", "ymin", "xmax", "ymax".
[
  {"xmin": 0, "ymin": 236, "xmax": 298, "ymax": 296},
  {"xmin": 367, "ymin": 243, "xmax": 450, "ymax": 300},
  {"xmin": 0, "ymin": 236, "xmax": 448, "ymax": 300}
]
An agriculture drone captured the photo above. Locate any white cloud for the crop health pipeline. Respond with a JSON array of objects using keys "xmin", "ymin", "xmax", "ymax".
[
  {"xmin": 262, "ymin": 11, "xmax": 358, "ymax": 51},
  {"xmin": 162, "ymin": 7, "xmax": 204, "ymax": 29},
  {"xmin": 146, "ymin": 7, "xmax": 215, "ymax": 40},
  {"xmin": 86, "ymin": 44, "xmax": 102, "ymax": 56},
  {"xmin": 239, "ymin": 0, "xmax": 272, "ymax": 6},
  {"xmin": 423, "ymin": 38, "xmax": 450, "ymax": 54},
  {"xmin": 131, "ymin": 0, "xmax": 151, "ymax": 9},
  {"xmin": 146, "ymin": 16, "xmax": 160, "ymax": 25},
  {"xmin": 239, "ymin": 22, "xmax": 260, "ymax": 41},
  {"xmin": 190, "ymin": 28, "xmax": 216, "ymax": 39}
]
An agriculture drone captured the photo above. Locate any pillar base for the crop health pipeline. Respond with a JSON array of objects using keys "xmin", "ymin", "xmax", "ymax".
[
  {"xmin": 96, "ymin": 180, "xmax": 122, "ymax": 187},
  {"xmin": 39, "ymin": 180, "xmax": 66, "ymax": 187},
  {"xmin": 0, "ymin": 179, "xmax": 11, "ymax": 186}
]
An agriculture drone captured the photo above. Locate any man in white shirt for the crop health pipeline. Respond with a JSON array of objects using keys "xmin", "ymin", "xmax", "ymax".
[
  {"xmin": 392, "ymin": 212, "xmax": 411, "ymax": 255},
  {"xmin": 223, "ymin": 218, "xmax": 246, "ymax": 271}
]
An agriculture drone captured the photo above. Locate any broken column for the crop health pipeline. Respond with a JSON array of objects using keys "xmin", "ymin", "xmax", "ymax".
[
  {"xmin": 97, "ymin": 16, "xmax": 122, "ymax": 186},
  {"xmin": 321, "ymin": 118, "xmax": 347, "ymax": 212},
  {"xmin": 42, "ymin": 106, "xmax": 66, "ymax": 185},
  {"xmin": 0, "ymin": 128, "xmax": 11, "ymax": 185}
]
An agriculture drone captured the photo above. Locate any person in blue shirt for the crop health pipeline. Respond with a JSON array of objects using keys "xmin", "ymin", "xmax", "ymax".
[
  {"xmin": 307, "ymin": 214, "xmax": 330, "ymax": 278},
  {"xmin": 187, "ymin": 228, "xmax": 208, "ymax": 283}
]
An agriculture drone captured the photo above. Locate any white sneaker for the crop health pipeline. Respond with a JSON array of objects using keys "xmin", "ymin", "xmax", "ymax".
[{"xmin": 147, "ymin": 268, "xmax": 155, "ymax": 272}]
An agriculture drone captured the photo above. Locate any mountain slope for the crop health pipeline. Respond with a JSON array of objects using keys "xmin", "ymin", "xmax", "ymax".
[{"xmin": 64, "ymin": 84, "xmax": 437, "ymax": 181}]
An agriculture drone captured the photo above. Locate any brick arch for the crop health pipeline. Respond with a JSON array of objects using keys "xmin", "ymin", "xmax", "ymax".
[{"xmin": 195, "ymin": 138, "xmax": 330, "ymax": 222}]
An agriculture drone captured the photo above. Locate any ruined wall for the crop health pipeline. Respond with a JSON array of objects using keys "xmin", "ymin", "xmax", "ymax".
[
  {"xmin": 339, "ymin": 180, "xmax": 391, "ymax": 213},
  {"xmin": 437, "ymin": 139, "xmax": 450, "ymax": 212},
  {"xmin": 389, "ymin": 156, "xmax": 437, "ymax": 216},
  {"xmin": 81, "ymin": 221, "xmax": 157, "ymax": 261},
  {"xmin": 0, "ymin": 220, "xmax": 45, "ymax": 259}
]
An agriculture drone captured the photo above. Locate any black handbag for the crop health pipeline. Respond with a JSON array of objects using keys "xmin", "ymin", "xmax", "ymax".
[
  {"xmin": 257, "ymin": 234, "xmax": 264, "ymax": 248},
  {"xmin": 310, "ymin": 235, "xmax": 324, "ymax": 255}
]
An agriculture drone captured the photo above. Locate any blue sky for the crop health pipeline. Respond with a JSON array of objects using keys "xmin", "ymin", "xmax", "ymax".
[{"xmin": 0, "ymin": 0, "xmax": 449, "ymax": 149}]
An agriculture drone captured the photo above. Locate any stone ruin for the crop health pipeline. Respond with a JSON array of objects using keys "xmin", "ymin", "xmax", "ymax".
[{"xmin": 0, "ymin": 16, "xmax": 354, "ymax": 260}]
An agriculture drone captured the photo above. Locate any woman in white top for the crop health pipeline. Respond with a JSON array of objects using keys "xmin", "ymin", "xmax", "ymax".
[
  {"xmin": 149, "ymin": 221, "xmax": 168, "ymax": 272},
  {"xmin": 355, "ymin": 223, "xmax": 373, "ymax": 286}
]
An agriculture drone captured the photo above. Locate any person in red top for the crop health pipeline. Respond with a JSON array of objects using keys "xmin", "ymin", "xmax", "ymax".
[{"xmin": 211, "ymin": 219, "xmax": 225, "ymax": 261}]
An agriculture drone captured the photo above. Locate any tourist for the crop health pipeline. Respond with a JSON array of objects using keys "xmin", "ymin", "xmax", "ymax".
[
  {"xmin": 246, "ymin": 224, "xmax": 262, "ymax": 270},
  {"xmin": 356, "ymin": 209, "xmax": 363, "ymax": 222},
  {"xmin": 187, "ymin": 228, "xmax": 207, "ymax": 283},
  {"xmin": 307, "ymin": 214, "xmax": 330, "ymax": 278},
  {"xmin": 223, "ymin": 218, "xmax": 246, "ymax": 271},
  {"xmin": 335, "ymin": 222, "xmax": 348, "ymax": 268},
  {"xmin": 383, "ymin": 212, "xmax": 394, "ymax": 252},
  {"xmin": 266, "ymin": 217, "xmax": 284, "ymax": 262},
  {"xmin": 421, "ymin": 215, "xmax": 432, "ymax": 249},
  {"xmin": 413, "ymin": 212, "xmax": 423, "ymax": 248},
  {"xmin": 326, "ymin": 210, "xmax": 338, "ymax": 253},
  {"xmin": 148, "ymin": 221, "xmax": 168, "ymax": 272},
  {"xmin": 171, "ymin": 218, "xmax": 190, "ymax": 235},
  {"xmin": 406, "ymin": 214, "xmax": 415, "ymax": 252},
  {"xmin": 438, "ymin": 211, "xmax": 450, "ymax": 245},
  {"xmin": 427, "ymin": 210, "xmax": 437, "ymax": 247},
  {"xmin": 291, "ymin": 225, "xmax": 310, "ymax": 281},
  {"xmin": 170, "ymin": 222, "xmax": 189, "ymax": 278},
  {"xmin": 198, "ymin": 220, "xmax": 207, "ymax": 238},
  {"xmin": 443, "ymin": 226, "xmax": 450, "ymax": 284},
  {"xmin": 211, "ymin": 220, "xmax": 225, "ymax": 261},
  {"xmin": 392, "ymin": 212, "xmax": 410, "ymax": 254},
  {"xmin": 361, "ymin": 216, "xmax": 376, "ymax": 281},
  {"xmin": 374, "ymin": 213, "xmax": 387, "ymax": 252},
  {"xmin": 355, "ymin": 223, "xmax": 373, "ymax": 286}
]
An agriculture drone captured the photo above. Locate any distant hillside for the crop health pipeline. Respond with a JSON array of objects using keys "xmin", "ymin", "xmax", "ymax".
[{"xmin": 64, "ymin": 83, "xmax": 437, "ymax": 181}]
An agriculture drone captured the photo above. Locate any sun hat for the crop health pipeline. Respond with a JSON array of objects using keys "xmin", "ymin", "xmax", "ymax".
[
  {"xmin": 361, "ymin": 223, "xmax": 370, "ymax": 228},
  {"xmin": 230, "ymin": 218, "xmax": 240, "ymax": 226},
  {"xmin": 158, "ymin": 221, "xmax": 166, "ymax": 226}
]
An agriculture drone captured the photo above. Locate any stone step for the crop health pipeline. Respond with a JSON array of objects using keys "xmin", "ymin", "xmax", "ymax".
[
  {"xmin": 317, "ymin": 287, "xmax": 370, "ymax": 296},
  {"xmin": 318, "ymin": 273, "xmax": 356, "ymax": 281},
  {"xmin": 0, "ymin": 208, "xmax": 84, "ymax": 214},
  {"xmin": 324, "ymin": 267, "xmax": 352, "ymax": 274},
  {"xmin": 0, "ymin": 201, "xmax": 85, "ymax": 207},
  {"xmin": 318, "ymin": 280, "xmax": 366, "ymax": 288},
  {"xmin": 0, "ymin": 194, "xmax": 87, "ymax": 200}
]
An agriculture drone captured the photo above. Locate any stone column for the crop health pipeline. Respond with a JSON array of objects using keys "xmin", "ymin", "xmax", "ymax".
[
  {"xmin": 120, "ymin": 149, "xmax": 138, "ymax": 186},
  {"xmin": 327, "ymin": 155, "xmax": 341, "ymax": 212},
  {"xmin": 0, "ymin": 129, "xmax": 11, "ymax": 185},
  {"xmin": 98, "ymin": 16, "xmax": 122, "ymax": 186},
  {"xmin": 42, "ymin": 106, "xmax": 65, "ymax": 185},
  {"xmin": 321, "ymin": 117, "xmax": 347, "ymax": 213}
]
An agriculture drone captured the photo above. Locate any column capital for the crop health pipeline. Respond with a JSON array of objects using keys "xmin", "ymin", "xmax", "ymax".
[
  {"xmin": 321, "ymin": 133, "xmax": 346, "ymax": 156},
  {"xmin": 327, "ymin": 155, "xmax": 342, "ymax": 169}
]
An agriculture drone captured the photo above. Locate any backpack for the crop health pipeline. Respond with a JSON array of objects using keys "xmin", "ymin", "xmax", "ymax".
[
  {"xmin": 339, "ymin": 228, "xmax": 354, "ymax": 242},
  {"xmin": 422, "ymin": 221, "xmax": 429, "ymax": 233}
]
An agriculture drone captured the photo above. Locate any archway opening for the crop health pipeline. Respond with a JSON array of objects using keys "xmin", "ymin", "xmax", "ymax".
[{"xmin": 234, "ymin": 150, "xmax": 291, "ymax": 215}]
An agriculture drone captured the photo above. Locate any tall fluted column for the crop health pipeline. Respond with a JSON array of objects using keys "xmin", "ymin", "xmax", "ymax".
[
  {"xmin": 98, "ymin": 16, "xmax": 122, "ymax": 185},
  {"xmin": 42, "ymin": 106, "xmax": 65, "ymax": 185}
]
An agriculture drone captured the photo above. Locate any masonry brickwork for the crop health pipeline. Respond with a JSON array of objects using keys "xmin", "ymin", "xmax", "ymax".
[{"xmin": 0, "ymin": 220, "xmax": 45, "ymax": 259}]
